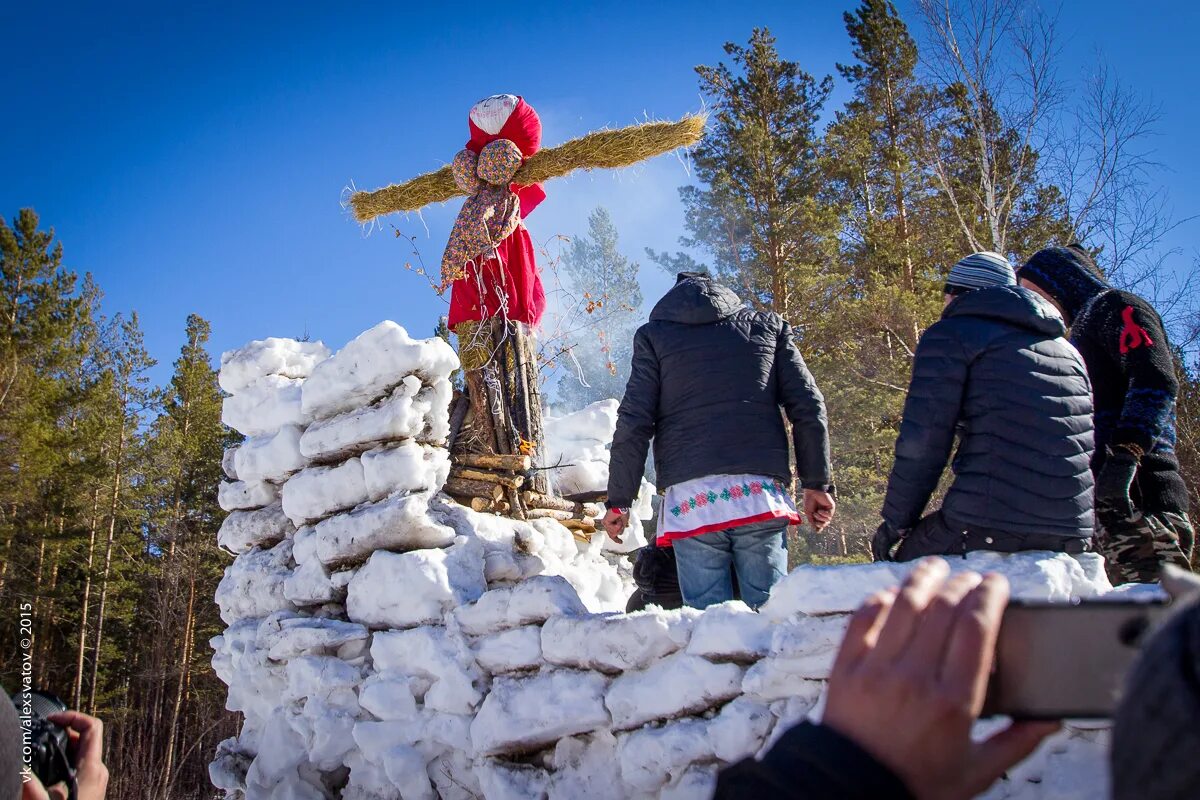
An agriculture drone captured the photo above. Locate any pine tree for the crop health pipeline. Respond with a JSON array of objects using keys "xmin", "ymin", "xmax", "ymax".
[
  {"xmin": 557, "ymin": 207, "xmax": 644, "ymax": 408},
  {"xmin": 670, "ymin": 29, "xmax": 842, "ymax": 320}
]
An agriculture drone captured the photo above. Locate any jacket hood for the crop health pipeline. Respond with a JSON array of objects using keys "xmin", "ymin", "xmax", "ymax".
[
  {"xmin": 943, "ymin": 285, "xmax": 1066, "ymax": 337},
  {"xmin": 649, "ymin": 272, "xmax": 744, "ymax": 324},
  {"xmin": 1016, "ymin": 245, "xmax": 1109, "ymax": 323}
]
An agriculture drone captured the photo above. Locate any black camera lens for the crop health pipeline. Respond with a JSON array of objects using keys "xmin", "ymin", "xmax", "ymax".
[{"xmin": 11, "ymin": 690, "xmax": 75, "ymax": 794}]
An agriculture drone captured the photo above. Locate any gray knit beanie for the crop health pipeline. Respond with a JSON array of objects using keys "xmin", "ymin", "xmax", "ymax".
[
  {"xmin": 1111, "ymin": 598, "xmax": 1200, "ymax": 799},
  {"xmin": 945, "ymin": 251, "xmax": 1016, "ymax": 292}
]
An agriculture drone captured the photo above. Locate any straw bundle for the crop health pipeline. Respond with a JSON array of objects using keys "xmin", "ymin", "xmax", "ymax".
[{"xmin": 349, "ymin": 113, "xmax": 707, "ymax": 223}]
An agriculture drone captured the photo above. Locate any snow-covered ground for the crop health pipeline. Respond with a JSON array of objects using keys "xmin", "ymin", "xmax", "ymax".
[{"xmin": 211, "ymin": 323, "xmax": 1124, "ymax": 800}]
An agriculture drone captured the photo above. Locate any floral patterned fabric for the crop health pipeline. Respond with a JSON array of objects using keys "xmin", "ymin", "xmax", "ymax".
[{"xmin": 657, "ymin": 473, "xmax": 800, "ymax": 546}]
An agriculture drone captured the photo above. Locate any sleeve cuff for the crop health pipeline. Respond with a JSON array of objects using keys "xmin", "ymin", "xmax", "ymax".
[{"xmin": 756, "ymin": 721, "xmax": 915, "ymax": 799}]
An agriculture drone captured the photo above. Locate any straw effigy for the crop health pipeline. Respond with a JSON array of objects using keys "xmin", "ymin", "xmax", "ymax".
[{"xmin": 349, "ymin": 113, "xmax": 707, "ymax": 223}]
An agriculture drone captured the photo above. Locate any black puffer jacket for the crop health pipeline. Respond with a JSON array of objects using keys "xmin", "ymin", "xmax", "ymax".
[
  {"xmin": 607, "ymin": 273, "xmax": 831, "ymax": 508},
  {"xmin": 882, "ymin": 286, "xmax": 1095, "ymax": 541}
]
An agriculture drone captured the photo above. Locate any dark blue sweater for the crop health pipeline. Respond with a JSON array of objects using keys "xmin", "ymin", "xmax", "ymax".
[{"xmin": 882, "ymin": 286, "xmax": 1095, "ymax": 541}]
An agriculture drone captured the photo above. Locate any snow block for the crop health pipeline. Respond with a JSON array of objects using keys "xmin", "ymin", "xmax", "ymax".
[
  {"xmin": 762, "ymin": 561, "xmax": 907, "ymax": 619},
  {"xmin": 218, "ymin": 479, "xmax": 279, "ymax": 512},
  {"xmin": 255, "ymin": 614, "xmax": 369, "ymax": 661},
  {"xmin": 234, "ymin": 425, "xmax": 307, "ymax": 484},
  {"xmin": 219, "ymin": 337, "xmax": 331, "ymax": 395},
  {"xmin": 471, "ymin": 669, "xmax": 611, "ymax": 756},
  {"xmin": 361, "ymin": 441, "xmax": 451, "ymax": 501},
  {"xmin": 215, "ymin": 539, "xmax": 296, "ymax": 624},
  {"xmin": 357, "ymin": 673, "xmax": 425, "ymax": 721},
  {"xmin": 606, "ymin": 652, "xmax": 743, "ymax": 730},
  {"xmin": 708, "ymin": 697, "xmax": 776, "ymax": 763},
  {"xmin": 765, "ymin": 614, "xmax": 851, "ymax": 679},
  {"xmin": 476, "ymin": 760, "xmax": 551, "ymax": 800},
  {"xmin": 221, "ymin": 446, "xmax": 239, "ymax": 480},
  {"xmin": 301, "ymin": 376, "xmax": 453, "ymax": 462},
  {"xmin": 217, "ymin": 502, "xmax": 295, "ymax": 555},
  {"xmin": 541, "ymin": 606, "xmax": 698, "ymax": 673},
  {"xmin": 618, "ymin": 717, "xmax": 714, "ymax": 793},
  {"xmin": 686, "ymin": 600, "xmax": 772, "ymax": 661},
  {"xmin": 346, "ymin": 537, "xmax": 486, "ymax": 629},
  {"xmin": 371, "ymin": 626, "xmax": 484, "ymax": 715},
  {"xmin": 310, "ymin": 490, "xmax": 456, "ymax": 567},
  {"xmin": 301, "ymin": 321, "xmax": 459, "ymax": 421},
  {"xmin": 742, "ymin": 660, "xmax": 826, "ymax": 705},
  {"xmin": 454, "ymin": 575, "xmax": 587, "ymax": 636},
  {"xmin": 471, "ymin": 625, "xmax": 543, "ymax": 674},
  {"xmin": 282, "ymin": 559, "xmax": 340, "ymax": 606},
  {"xmin": 281, "ymin": 457, "xmax": 370, "ymax": 527},
  {"xmin": 547, "ymin": 730, "xmax": 623, "ymax": 800},
  {"xmin": 222, "ymin": 374, "xmax": 308, "ymax": 437}
]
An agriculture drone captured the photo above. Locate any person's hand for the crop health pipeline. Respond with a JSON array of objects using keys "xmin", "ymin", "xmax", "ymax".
[
  {"xmin": 602, "ymin": 508, "xmax": 630, "ymax": 543},
  {"xmin": 22, "ymin": 710, "xmax": 109, "ymax": 800},
  {"xmin": 1095, "ymin": 447, "xmax": 1139, "ymax": 522},
  {"xmin": 871, "ymin": 521, "xmax": 902, "ymax": 562},
  {"xmin": 803, "ymin": 489, "xmax": 835, "ymax": 532},
  {"xmin": 823, "ymin": 558, "xmax": 1058, "ymax": 800}
]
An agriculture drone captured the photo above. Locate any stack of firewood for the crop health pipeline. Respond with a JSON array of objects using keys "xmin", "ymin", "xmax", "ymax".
[{"xmin": 443, "ymin": 452, "xmax": 600, "ymax": 534}]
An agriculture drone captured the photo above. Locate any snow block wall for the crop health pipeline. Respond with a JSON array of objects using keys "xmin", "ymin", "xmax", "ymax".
[{"xmin": 210, "ymin": 324, "xmax": 1117, "ymax": 800}]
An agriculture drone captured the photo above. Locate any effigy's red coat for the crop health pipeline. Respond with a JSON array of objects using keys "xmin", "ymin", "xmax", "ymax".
[{"xmin": 449, "ymin": 97, "xmax": 547, "ymax": 328}]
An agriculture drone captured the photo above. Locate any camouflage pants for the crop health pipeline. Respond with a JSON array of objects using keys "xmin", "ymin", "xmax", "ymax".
[{"xmin": 1096, "ymin": 511, "xmax": 1195, "ymax": 585}]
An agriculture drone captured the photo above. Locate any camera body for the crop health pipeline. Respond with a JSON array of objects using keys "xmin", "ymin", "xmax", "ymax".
[{"xmin": 12, "ymin": 690, "xmax": 75, "ymax": 790}]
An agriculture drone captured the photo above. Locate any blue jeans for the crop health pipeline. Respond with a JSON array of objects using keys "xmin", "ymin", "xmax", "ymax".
[{"xmin": 672, "ymin": 520, "xmax": 789, "ymax": 610}]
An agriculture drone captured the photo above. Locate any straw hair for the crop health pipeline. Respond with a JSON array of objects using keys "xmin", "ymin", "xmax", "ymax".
[{"xmin": 349, "ymin": 113, "xmax": 707, "ymax": 223}]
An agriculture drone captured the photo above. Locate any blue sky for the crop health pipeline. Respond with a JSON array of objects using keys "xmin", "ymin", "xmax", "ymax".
[{"xmin": 3, "ymin": 1, "xmax": 1197, "ymax": 386}]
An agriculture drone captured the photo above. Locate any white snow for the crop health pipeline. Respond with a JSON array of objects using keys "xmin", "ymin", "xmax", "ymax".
[
  {"xmin": 606, "ymin": 652, "xmax": 744, "ymax": 730},
  {"xmin": 300, "ymin": 377, "xmax": 453, "ymax": 462},
  {"xmin": 686, "ymin": 600, "xmax": 772, "ymax": 661},
  {"xmin": 234, "ymin": 425, "xmax": 308, "ymax": 484},
  {"xmin": 281, "ymin": 458, "xmax": 369, "ymax": 527},
  {"xmin": 541, "ymin": 606, "xmax": 698, "ymax": 673},
  {"xmin": 220, "ymin": 337, "xmax": 331, "ymax": 395},
  {"xmin": 310, "ymin": 490, "xmax": 456, "ymax": 567},
  {"xmin": 215, "ymin": 539, "xmax": 296, "ymax": 624},
  {"xmin": 371, "ymin": 626, "xmax": 485, "ymax": 715},
  {"xmin": 217, "ymin": 503, "xmax": 295, "ymax": 555},
  {"xmin": 301, "ymin": 321, "xmax": 459, "ymax": 421},
  {"xmin": 219, "ymin": 479, "xmax": 280, "ymax": 512},
  {"xmin": 361, "ymin": 441, "xmax": 451, "ymax": 500},
  {"xmin": 222, "ymin": 375, "xmax": 309, "ymax": 437},
  {"xmin": 346, "ymin": 538, "xmax": 486, "ymax": 629},
  {"xmin": 471, "ymin": 625, "xmax": 543, "ymax": 674},
  {"xmin": 454, "ymin": 575, "xmax": 587, "ymax": 636},
  {"xmin": 471, "ymin": 669, "xmax": 611, "ymax": 756}
]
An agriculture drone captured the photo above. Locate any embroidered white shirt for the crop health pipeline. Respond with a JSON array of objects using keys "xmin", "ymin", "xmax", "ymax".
[{"xmin": 657, "ymin": 473, "xmax": 800, "ymax": 545}]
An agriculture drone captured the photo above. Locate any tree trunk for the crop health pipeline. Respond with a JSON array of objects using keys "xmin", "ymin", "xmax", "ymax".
[
  {"xmin": 88, "ymin": 418, "xmax": 127, "ymax": 714},
  {"xmin": 72, "ymin": 485, "xmax": 103, "ymax": 709},
  {"xmin": 159, "ymin": 574, "xmax": 196, "ymax": 798}
]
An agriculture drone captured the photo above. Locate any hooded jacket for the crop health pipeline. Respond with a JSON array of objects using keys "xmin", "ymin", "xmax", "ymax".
[
  {"xmin": 606, "ymin": 273, "xmax": 831, "ymax": 508},
  {"xmin": 882, "ymin": 286, "xmax": 1095, "ymax": 541},
  {"xmin": 1019, "ymin": 246, "xmax": 1188, "ymax": 514}
]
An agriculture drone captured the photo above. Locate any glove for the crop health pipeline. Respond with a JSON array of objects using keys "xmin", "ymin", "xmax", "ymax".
[
  {"xmin": 871, "ymin": 522, "xmax": 903, "ymax": 562},
  {"xmin": 1095, "ymin": 447, "xmax": 1139, "ymax": 523}
]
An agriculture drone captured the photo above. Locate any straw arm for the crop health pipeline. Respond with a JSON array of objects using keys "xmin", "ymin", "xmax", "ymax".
[
  {"xmin": 349, "ymin": 165, "xmax": 462, "ymax": 222},
  {"xmin": 514, "ymin": 114, "xmax": 707, "ymax": 186}
]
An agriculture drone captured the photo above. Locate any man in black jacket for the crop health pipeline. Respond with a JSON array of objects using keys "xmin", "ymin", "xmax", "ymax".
[
  {"xmin": 603, "ymin": 273, "xmax": 835, "ymax": 609},
  {"xmin": 1018, "ymin": 245, "xmax": 1194, "ymax": 583},
  {"xmin": 873, "ymin": 260, "xmax": 1095, "ymax": 561}
]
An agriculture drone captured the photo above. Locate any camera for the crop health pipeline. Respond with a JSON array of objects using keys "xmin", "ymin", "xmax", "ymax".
[{"xmin": 12, "ymin": 689, "xmax": 76, "ymax": 797}]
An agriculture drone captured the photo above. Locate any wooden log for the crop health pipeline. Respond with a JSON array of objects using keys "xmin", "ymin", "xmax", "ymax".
[
  {"xmin": 444, "ymin": 476, "xmax": 497, "ymax": 500},
  {"xmin": 575, "ymin": 502, "xmax": 603, "ymax": 519},
  {"xmin": 463, "ymin": 368, "xmax": 498, "ymax": 453},
  {"xmin": 451, "ymin": 467, "xmax": 524, "ymax": 489},
  {"xmin": 524, "ymin": 508, "xmax": 573, "ymax": 521},
  {"xmin": 561, "ymin": 518, "xmax": 597, "ymax": 532},
  {"xmin": 446, "ymin": 391, "xmax": 469, "ymax": 454},
  {"xmin": 521, "ymin": 491, "xmax": 575, "ymax": 513},
  {"xmin": 458, "ymin": 452, "xmax": 531, "ymax": 472},
  {"xmin": 506, "ymin": 485, "xmax": 526, "ymax": 521},
  {"xmin": 519, "ymin": 329, "xmax": 550, "ymax": 495}
]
